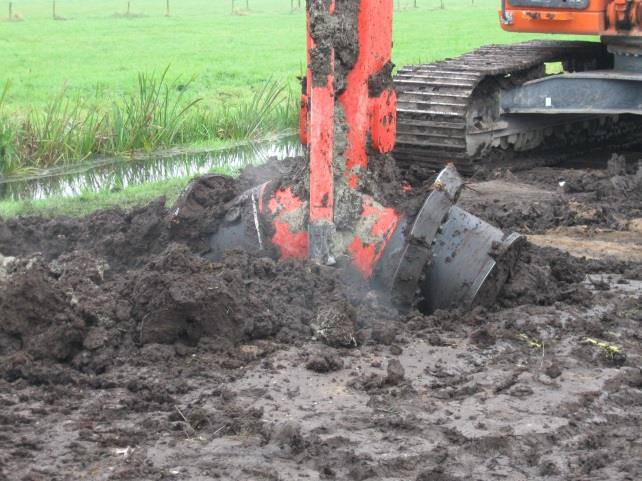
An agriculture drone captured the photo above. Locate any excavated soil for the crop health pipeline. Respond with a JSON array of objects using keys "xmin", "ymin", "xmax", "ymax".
[{"xmin": 1, "ymin": 152, "xmax": 642, "ymax": 481}]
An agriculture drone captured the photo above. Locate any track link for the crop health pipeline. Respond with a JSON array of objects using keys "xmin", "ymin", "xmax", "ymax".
[{"xmin": 393, "ymin": 40, "xmax": 609, "ymax": 175}]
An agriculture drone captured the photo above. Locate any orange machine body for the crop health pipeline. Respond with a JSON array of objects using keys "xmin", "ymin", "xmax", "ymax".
[{"xmin": 500, "ymin": 0, "xmax": 642, "ymax": 36}]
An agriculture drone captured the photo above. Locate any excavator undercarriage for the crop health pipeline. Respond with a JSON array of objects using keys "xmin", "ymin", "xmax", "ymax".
[{"xmin": 394, "ymin": 39, "xmax": 642, "ymax": 175}]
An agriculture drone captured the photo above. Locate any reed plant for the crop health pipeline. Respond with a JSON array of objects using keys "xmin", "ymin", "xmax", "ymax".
[
  {"xmin": 0, "ymin": 80, "xmax": 22, "ymax": 175},
  {"xmin": 210, "ymin": 79, "xmax": 297, "ymax": 140},
  {"xmin": 0, "ymin": 72, "xmax": 298, "ymax": 176},
  {"xmin": 21, "ymin": 92, "xmax": 106, "ymax": 167},
  {"xmin": 110, "ymin": 67, "xmax": 201, "ymax": 152}
]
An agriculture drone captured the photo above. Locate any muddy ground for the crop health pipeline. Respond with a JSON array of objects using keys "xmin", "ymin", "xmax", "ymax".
[{"xmin": 1, "ymin": 152, "xmax": 642, "ymax": 481}]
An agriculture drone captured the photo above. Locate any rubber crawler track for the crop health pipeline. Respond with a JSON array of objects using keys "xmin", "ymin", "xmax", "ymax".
[{"xmin": 393, "ymin": 40, "xmax": 609, "ymax": 175}]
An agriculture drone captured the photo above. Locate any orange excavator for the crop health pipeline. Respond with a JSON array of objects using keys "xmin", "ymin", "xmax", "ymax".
[
  {"xmin": 194, "ymin": 0, "xmax": 524, "ymax": 315},
  {"xmin": 394, "ymin": 0, "xmax": 642, "ymax": 173},
  {"xmin": 195, "ymin": 0, "xmax": 642, "ymax": 314},
  {"xmin": 187, "ymin": 0, "xmax": 642, "ymax": 314}
]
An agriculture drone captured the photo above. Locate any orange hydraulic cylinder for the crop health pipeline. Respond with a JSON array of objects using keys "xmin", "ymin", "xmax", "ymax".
[
  {"xmin": 309, "ymin": 73, "xmax": 335, "ymax": 222},
  {"xmin": 339, "ymin": 0, "xmax": 396, "ymax": 190},
  {"xmin": 306, "ymin": 4, "xmax": 335, "ymax": 224}
]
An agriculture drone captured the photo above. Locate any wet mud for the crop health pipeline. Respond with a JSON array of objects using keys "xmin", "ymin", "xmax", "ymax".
[{"xmin": 1, "ymin": 149, "xmax": 642, "ymax": 481}]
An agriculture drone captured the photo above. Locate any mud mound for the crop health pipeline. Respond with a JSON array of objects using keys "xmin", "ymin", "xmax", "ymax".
[
  {"xmin": 462, "ymin": 156, "xmax": 642, "ymax": 234},
  {"xmin": 466, "ymin": 194, "xmax": 599, "ymax": 233},
  {"xmin": 499, "ymin": 243, "xmax": 592, "ymax": 307},
  {"xmin": 133, "ymin": 245, "xmax": 346, "ymax": 346},
  {"xmin": 0, "ymin": 159, "xmax": 381, "ymax": 383},
  {"xmin": 0, "ymin": 175, "xmax": 238, "ymax": 267},
  {"xmin": 131, "ymin": 244, "xmax": 243, "ymax": 346},
  {"xmin": 0, "ymin": 242, "xmax": 350, "ymax": 382},
  {"xmin": 1, "ymin": 157, "xmax": 638, "ymax": 377},
  {"xmin": 168, "ymin": 174, "xmax": 237, "ymax": 253},
  {"xmin": 1, "ymin": 157, "xmax": 642, "ymax": 480},
  {"xmin": 0, "ymin": 257, "xmax": 86, "ymax": 363},
  {"xmin": 0, "ymin": 198, "xmax": 170, "ymax": 269}
]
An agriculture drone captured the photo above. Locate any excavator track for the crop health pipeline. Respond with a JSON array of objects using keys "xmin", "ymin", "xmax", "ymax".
[{"xmin": 393, "ymin": 40, "xmax": 613, "ymax": 175}]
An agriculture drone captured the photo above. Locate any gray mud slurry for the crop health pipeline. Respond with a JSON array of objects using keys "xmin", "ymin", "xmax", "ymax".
[
  {"xmin": 151, "ymin": 273, "xmax": 640, "ymax": 480},
  {"xmin": 1, "ymin": 157, "xmax": 642, "ymax": 480},
  {"xmin": 7, "ymin": 275, "xmax": 637, "ymax": 480}
]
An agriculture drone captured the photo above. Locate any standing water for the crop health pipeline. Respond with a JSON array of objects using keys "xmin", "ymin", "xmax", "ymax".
[{"xmin": 0, "ymin": 136, "xmax": 302, "ymax": 201}]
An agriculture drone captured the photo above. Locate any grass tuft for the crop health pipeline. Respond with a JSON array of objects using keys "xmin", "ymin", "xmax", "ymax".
[
  {"xmin": 213, "ymin": 79, "xmax": 295, "ymax": 140},
  {"xmin": 22, "ymin": 91, "xmax": 106, "ymax": 168},
  {"xmin": 583, "ymin": 338, "xmax": 622, "ymax": 359},
  {"xmin": 518, "ymin": 333, "xmax": 543, "ymax": 349},
  {"xmin": 0, "ymin": 72, "xmax": 297, "ymax": 176},
  {"xmin": 0, "ymin": 80, "xmax": 24, "ymax": 175},
  {"xmin": 110, "ymin": 66, "xmax": 201, "ymax": 152}
]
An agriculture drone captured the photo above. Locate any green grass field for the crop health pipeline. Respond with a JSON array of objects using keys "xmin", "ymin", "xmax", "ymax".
[
  {"xmin": 0, "ymin": 0, "xmax": 581, "ymax": 217},
  {"xmin": 1, "ymin": 0, "xmax": 573, "ymax": 111}
]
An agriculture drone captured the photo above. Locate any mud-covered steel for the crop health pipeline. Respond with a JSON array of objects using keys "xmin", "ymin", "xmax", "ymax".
[
  {"xmin": 266, "ymin": 186, "xmax": 309, "ymax": 259},
  {"xmin": 432, "ymin": 163, "xmax": 464, "ymax": 201},
  {"xmin": 420, "ymin": 207, "xmax": 524, "ymax": 313},
  {"xmin": 308, "ymin": 47, "xmax": 334, "ymax": 224},
  {"xmin": 386, "ymin": 164, "xmax": 463, "ymax": 307},
  {"xmin": 304, "ymin": 0, "xmax": 397, "ymax": 265},
  {"xmin": 209, "ymin": 178, "xmax": 399, "ymax": 278},
  {"xmin": 346, "ymin": 195, "xmax": 400, "ymax": 278},
  {"xmin": 212, "ymin": 1, "xmax": 522, "ymax": 311},
  {"xmin": 198, "ymin": 182, "xmax": 266, "ymax": 258},
  {"xmin": 380, "ymin": 164, "xmax": 524, "ymax": 314},
  {"xmin": 208, "ymin": 181, "xmax": 308, "ymax": 261},
  {"xmin": 306, "ymin": 1, "xmax": 334, "ymax": 265},
  {"xmin": 209, "ymin": 164, "xmax": 522, "ymax": 314},
  {"xmin": 337, "ymin": 0, "xmax": 396, "ymax": 190}
]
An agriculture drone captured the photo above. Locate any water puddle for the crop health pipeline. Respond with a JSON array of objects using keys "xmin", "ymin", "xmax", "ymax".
[{"xmin": 0, "ymin": 136, "xmax": 302, "ymax": 201}]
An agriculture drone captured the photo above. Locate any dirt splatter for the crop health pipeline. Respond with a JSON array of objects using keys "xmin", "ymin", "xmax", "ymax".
[{"xmin": 368, "ymin": 61, "xmax": 395, "ymax": 97}]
